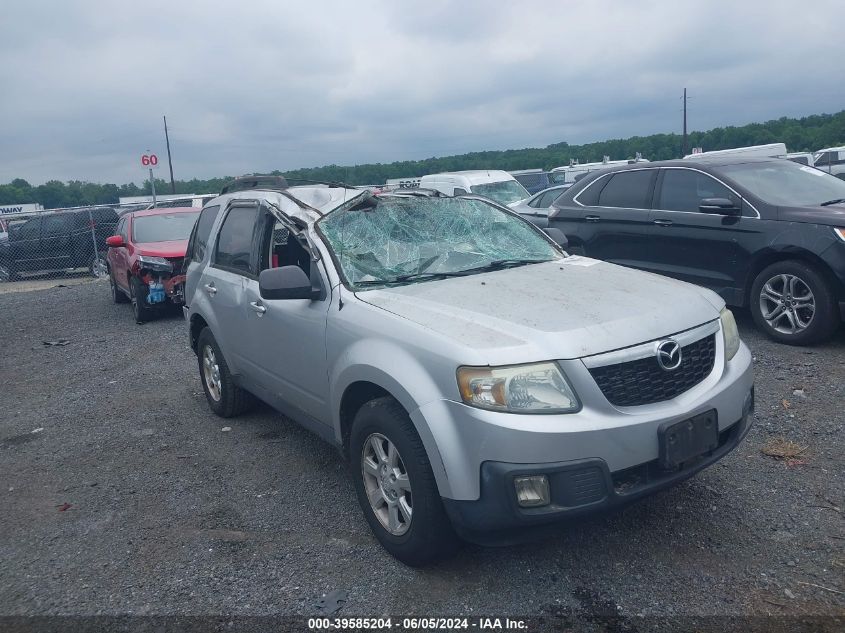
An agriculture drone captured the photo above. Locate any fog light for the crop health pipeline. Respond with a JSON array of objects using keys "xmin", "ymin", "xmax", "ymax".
[{"xmin": 514, "ymin": 475, "xmax": 550, "ymax": 507}]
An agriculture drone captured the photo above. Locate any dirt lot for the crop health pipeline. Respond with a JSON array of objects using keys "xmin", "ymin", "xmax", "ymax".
[{"xmin": 0, "ymin": 280, "xmax": 843, "ymax": 628}]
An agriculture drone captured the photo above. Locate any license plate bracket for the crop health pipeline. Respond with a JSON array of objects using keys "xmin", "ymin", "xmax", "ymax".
[{"xmin": 658, "ymin": 410, "xmax": 719, "ymax": 469}]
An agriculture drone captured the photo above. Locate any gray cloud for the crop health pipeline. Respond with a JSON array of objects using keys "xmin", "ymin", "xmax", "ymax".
[{"xmin": 1, "ymin": 0, "xmax": 843, "ymax": 185}]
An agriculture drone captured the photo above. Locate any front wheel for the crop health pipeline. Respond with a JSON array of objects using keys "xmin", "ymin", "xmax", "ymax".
[
  {"xmin": 350, "ymin": 397, "xmax": 459, "ymax": 567},
  {"xmin": 749, "ymin": 260, "xmax": 839, "ymax": 345},
  {"xmin": 130, "ymin": 276, "xmax": 155, "ymax": 323}
]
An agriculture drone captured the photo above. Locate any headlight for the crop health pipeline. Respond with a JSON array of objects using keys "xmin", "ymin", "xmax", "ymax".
[
  {"xmin": 456, "ymin": 362, "xmax": 580, "ymax": 413},
  {"xmin": 834, "ymin": 227, "xmax": 845, "ymax": 242},
  {"xmin": 137, "ymin": 255, "xmax": 173, "ymax": 272},
  {"xmin": 720, "ymin": 307, "xmax": 740, "ymax": 361}
]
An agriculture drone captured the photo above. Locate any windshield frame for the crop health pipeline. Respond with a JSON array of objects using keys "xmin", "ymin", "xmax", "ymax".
[
  {"xmin": 131, "ymin": 211, "xmax": 200, "ymax": 244},
  {"xmin": 314, "ymin": 193, "xmax": 564, "ymax": 291}
]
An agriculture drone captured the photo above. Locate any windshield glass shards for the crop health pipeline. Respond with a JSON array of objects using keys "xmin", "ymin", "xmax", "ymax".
[{"xmin": 318, "ymin": 196, "xmax": 560, "ymax": 289}]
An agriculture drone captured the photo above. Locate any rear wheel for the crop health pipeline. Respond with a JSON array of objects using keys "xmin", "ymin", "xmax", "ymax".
[
  {"xmin": 197, "ymin": 327, "xmax": 255, "ymax": 417},
  {"xmin": 130, "ymin": 276, "xmax": 155, "ymax": 323},
  {"xmin": 750, "ymin": 260, "xmax": 839, "ymax": 345},
  {"xmin": 350, "ymin": 396, "xmax": 459, "ymax": 566}
]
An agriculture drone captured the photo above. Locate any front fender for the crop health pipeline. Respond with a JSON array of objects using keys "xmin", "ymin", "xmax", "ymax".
[{"xmin": 330, "ymin": 339, "xmax": 453, "ymax": 498}]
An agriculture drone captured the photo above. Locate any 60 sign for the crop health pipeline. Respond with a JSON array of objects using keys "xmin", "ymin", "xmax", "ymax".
[{"xmin": 140, "ymin": 154, "xmax": 159, "ymax": 167}]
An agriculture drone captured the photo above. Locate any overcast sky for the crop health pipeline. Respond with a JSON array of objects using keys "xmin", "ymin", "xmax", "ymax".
[{"xmin": 1, "ymin": 0, "xmax": 843, "ymax": 186}]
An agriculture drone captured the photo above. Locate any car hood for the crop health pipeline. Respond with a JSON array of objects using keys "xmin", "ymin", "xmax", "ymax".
[
  {"xmin": 778, "ymin": 204, "xmax": 845, "ymax": 226},
  {"xmin": 356, "ymin": 259, "xmax": 724, "ymax": 360},
  {"xmin": 136, "ymin": 239, "xmax": 189, "ymax": 258}
]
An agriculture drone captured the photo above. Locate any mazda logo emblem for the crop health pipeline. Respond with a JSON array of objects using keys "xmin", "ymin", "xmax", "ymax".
[{"xmin": 656, "ymin": 339, "xmax": 682, "ymax": 371}]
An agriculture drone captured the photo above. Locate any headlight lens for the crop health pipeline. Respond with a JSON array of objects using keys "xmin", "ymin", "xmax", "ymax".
[
  {"xmin": 720, "ymin": 307, "xmax": 740, "ymax": 361},
  {"xmin": 456, "ymin": 362, "xmax": 580, "ymax": 413},
  {"xmin": 834, "ymin": 227, "xmax": 845, "ymax": 242},
  {"xmin": 137, "ymin": 255, "xmax": 173, "ymax": 272}
]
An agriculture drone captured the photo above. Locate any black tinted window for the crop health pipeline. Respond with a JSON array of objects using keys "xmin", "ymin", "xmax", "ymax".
[
  {"xmin": 16, "ymin": 218, "xmax": 41, "ymax": 239},
  {"xmin": 42, "ymin": 214, "xmax": 72, "ymax": 236},
  {"xmin": 214, "ymin": 205, "xmax": 259, "ymax": 274},
  {"xmin": 597, "ymin": 170, "xmax": 655, "ymax": 209},
  {"xmin": 575, "ymin": 174, "xmax": 610, "ymax": 206},
  {"xmin": 189, "ymin": 205, "xmax": 221, "ymax": 262},
  {"xmin": 538, "ymin": 189, "xmax": 564, "ymax": 207},
  {"xmin": 658, "ymin": 169, "xmax": 734, "ymax": 213}
]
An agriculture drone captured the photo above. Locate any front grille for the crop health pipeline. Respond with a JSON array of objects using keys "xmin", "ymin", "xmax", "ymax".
[{"xmin": 589, "ymin": 334, "xmax": 716, "ymax": 407}]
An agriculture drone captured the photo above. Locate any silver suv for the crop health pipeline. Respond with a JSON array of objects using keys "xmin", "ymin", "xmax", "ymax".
[{"xmin": 184, "ymin": 185, "xmax": 754, "ymax": 566}]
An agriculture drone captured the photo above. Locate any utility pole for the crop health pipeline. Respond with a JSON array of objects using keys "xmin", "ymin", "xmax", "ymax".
[
  {"xmin": 164, "ymin": 115, "xmax": 176, "ymax": 194},
  {"xmin": 682, "ymin": 88, "xmax": 688, "ymax": 157}
]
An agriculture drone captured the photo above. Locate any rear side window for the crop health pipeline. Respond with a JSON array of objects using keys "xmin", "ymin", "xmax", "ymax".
[
  {"xmin": 15, "ymin": 218, "xmax": 41, "ymax": 240},
  {"xmin": 42, "ymin": 214, "xmax": 72, "ymax": 236},
  {"xmin": 574, "ymin": 174, "xmax": 610, "ymax": 206},
  {"xmin": 188, "ymin": 205, "xmax": 221, "ymax": 263},
  {"xmin": 597, "ymin": 170, "xmax": 655, "ymax": 209},
  {"xmin": 214, "ymin": 205, "xmax": 259, "ymax": 275},
  {"xmin": 658, "ymin": 169, "xmax": 735, "ymax": 213}
]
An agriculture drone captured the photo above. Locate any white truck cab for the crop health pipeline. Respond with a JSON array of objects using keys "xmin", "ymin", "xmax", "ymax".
[{"xmin": 419, "ymin": 170, "xmax": 529, "ymax": 205}]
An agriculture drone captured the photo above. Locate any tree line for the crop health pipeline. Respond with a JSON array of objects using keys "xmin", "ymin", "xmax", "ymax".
[{"xmin": 3, "ymin": 110, "xmax": 844, "ymax": 209}]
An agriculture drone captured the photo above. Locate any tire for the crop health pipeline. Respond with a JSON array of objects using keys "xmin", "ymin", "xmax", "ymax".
[
  {"xmin": 130, "ymin": 276, "xmax": 155, "ymax": 323},
  {"xmin": 110, "ymin": 269, "xmax": 129, "ymax": 303},
  {"xmin": 749, "ymin": 260, "xmax": 839, "ymax": 345},
  {"xmin": 196, "ymin": 327, "xmax": 255, "ymax": 418},
  {"xmin": 350, "ymin": 396, "xmax": 460, "ymax": 567}
]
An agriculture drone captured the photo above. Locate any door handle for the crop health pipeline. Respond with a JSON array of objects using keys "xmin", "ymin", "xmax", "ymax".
[
  {"xmin": 653, "ymin": 219, "xmax": 673, "ymax": 227},
  {"xmin": 249, "ymin": 301, "xmax": 266, "ymax": 315},
  {"xmin": 204, "ymin": 283, "xmax": 217, "ymax": 295},
  {"xmin": 585, "ymin": 215, "xmax": 601, "ymax": 222}
]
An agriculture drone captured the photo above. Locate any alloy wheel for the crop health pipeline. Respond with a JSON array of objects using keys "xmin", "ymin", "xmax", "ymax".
[
  {"xmin": 202, "ymin": 344, "xmax": 222, "ymax": 402},
  {"xmin": 759, "ymin": 273, "xmax": 815, "ymax": 335},
  {"xmin": 361, "ymin": 433, "xmax": 413, "ymax": 536}
]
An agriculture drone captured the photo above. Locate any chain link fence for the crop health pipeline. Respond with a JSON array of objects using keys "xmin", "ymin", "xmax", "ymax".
[{"xmin": 0, "ymin": 206, "xmax": 119, "ymax": 283}]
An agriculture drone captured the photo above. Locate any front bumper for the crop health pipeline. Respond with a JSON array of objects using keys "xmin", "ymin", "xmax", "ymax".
[
  {"xmin": 140, "ymin": 272, "xmax": 186, "ymax": 305},
  {"xmin": 411, "ymin": 339, "xmax": 754, "ymax": 502},
  {"xmin": 443, "ymin": 388, "xmax": 754, "ymax": 545}
]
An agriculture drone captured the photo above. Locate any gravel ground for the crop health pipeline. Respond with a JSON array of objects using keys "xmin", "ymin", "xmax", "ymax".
[{"xmin": 0, "ymin": 280, "xmax": 843, "ymax": 627}]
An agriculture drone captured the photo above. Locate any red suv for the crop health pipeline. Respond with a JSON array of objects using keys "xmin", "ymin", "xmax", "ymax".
[{"xmin": 106, "ymin": 207, "xmax": 200, "ymax": 322}]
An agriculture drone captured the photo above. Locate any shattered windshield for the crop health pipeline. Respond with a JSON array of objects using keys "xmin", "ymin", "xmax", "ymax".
[
  {"xmin": 470, "ymin": 180, "xmax": 530, "ymax": 205},
  {"xmin": 318, "ymin": 196, "xmax": 561, "ymax": 288}
]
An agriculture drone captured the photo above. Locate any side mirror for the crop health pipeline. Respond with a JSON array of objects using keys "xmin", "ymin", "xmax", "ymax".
[
  {"xmin": 106, "ymin": 235, "xmax": 125, "ymax": 247},
  {"xmin": 543, "ymin": 227, "xmax": 569, "ymax": 249},
  {"xmin": 259, "ymin": 266, "xmax": 319, "ymax": 300},
  {"xmin": 699, "ymin": 198, "xmax": 740, "ymax": 216}
]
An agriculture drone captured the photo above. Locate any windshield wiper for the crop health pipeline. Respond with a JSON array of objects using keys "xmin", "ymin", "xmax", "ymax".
[
  {"xmin": 820, "ymin": 198, "xmax": 845, "ymax": 207},
  {"xmin": 352, "ymin": 271, "xmax": 469, "ymax": 288},
  {"xmin": 459, "ymin": 258, "xmax": 549, "ymax": 273}
]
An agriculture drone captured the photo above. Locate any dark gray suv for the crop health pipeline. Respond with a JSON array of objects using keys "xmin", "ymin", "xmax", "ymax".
[{"xmin": 546, "ymin": 158, "xmax": 845, "ymax": 345}]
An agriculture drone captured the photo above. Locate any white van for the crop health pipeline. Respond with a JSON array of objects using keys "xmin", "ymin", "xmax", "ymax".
[
  {"xmin": 683, "ymin": 143, "xmax": 787, "ymax": 160},
  {"xmin": 419, "ymin": 170, "xmax": 529, "ymax": 205},
  {"xmin": 549, "ymin": 156, "xmax": 649, "ymax": 185}
]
